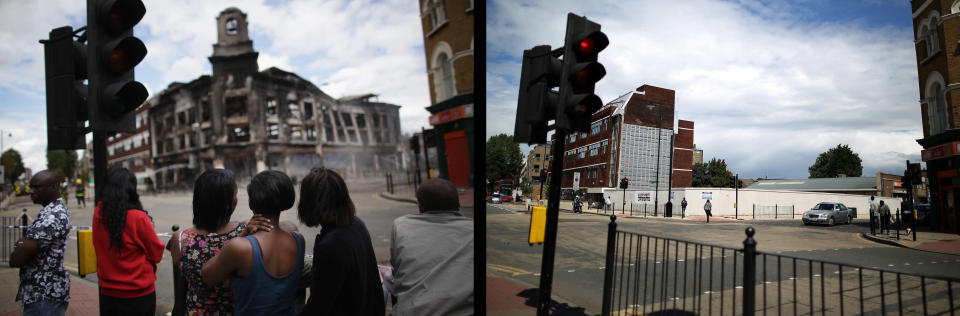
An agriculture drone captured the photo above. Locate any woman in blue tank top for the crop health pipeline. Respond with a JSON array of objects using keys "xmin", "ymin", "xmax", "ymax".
[{"xmin": 202, "ymin": 170, "xmax": 302, "ymax": 315}]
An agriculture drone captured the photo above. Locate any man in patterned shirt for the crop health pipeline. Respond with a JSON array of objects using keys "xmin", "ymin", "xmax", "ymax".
[{"xmin": 10, "ymin": 170, "xmax": 71, "ymax": 315}]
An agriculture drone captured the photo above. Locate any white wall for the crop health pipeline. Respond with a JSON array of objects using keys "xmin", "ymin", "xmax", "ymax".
[{"xmin": 600, "ymin": 188, "xmax": 901, "ymax": 218}]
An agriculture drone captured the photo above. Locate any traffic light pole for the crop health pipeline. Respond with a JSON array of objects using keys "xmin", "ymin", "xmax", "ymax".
[
  {"xmin": 421, "ymin": 128, "xmax": 431, "ymax": 179},
  {"xmin": 93, "ymin": 131, "xmax": 107, "ymax": 204},
  {"xmin": 537, "ymin": 131, "xmax": 567, "ymax": 316}
]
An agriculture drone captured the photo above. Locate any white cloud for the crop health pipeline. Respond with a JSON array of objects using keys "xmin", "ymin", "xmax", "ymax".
[
  {"xmin": 488, "ymin": 0, "xmax": 923, "ymax": 179},
  {"xmin": 0, "ymin": 0, "xmax": 433, "ymax": 172}
]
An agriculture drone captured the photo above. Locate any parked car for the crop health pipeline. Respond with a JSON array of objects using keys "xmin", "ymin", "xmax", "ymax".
[
  {"xmin": 487, "ymin": 193, "xmax": 502, "ymax": 204},
  {"xmin": 802, "ymin": 202, "xmax": 854, "ymax": 226}
]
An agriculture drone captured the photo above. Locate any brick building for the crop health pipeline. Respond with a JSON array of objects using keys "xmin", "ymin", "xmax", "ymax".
[
  {"xmin": 105, "ymin": 105, "xmax": 154, "ymax": 190},
  {"xmin": 911, "ymin": 0, "xmax": 960, "ymax": 232},
  {"xmin": 558, "ymin": 85, "xmax": 694, "ymax": 201},
  {"xmin": 419, "ymin": 0, "xmax": 475, "ymax": 187},
  {"xmin": 520, "ymin": 144, "xmax": 552, "ymax": 200},
  {"xmin": 147, "ymin": 8, "xmax": 402, "ymax": 188}
]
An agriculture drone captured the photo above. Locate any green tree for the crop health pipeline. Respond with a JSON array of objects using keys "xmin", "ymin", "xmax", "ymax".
[
  {"xmin": 692, "ymin": 162, "xmax": 708, "ymax": 187},
  {"xmin": 485, "ymin": 134, "xmax": 523, "ymax": 188},
  {"xmin": 1, "ymin": 149, "xmax": 25, "ymax": 183},
  {"xmin": 47, "ymin": 150, "xmax": 78, "ymax": 180},
  {"xmin": 808, "ymin": 144, "xmax": 863, "ymax": 178},
  {"xmin": 692, "ymin": 159, "xmax": 732, "ymax": 187}
]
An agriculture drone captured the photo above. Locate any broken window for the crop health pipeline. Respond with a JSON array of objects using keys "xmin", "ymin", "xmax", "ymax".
[
  {"xmin": 291, "ymin": 125, "xmax": 303, "ymax": 140},
  {"xmin": 337, "ymin": 128, "xmax": 345, "ymax": 141},
  {"xmin": 360, "ymin": 130, "xmax": 369, "ymax": 145},
  {"xmin": 268, "ymin": 123, "xmax": 279, "ymax": 140},
  {"xmin": 229, "ymin": 126, "xmax": 250, "ymax": 142},
  {"xmin": 226, "ymin": 96, "xmax": 247, "ymax": 117},
  {"xmin": 304, "ymin": 102, "xmax": 314, "ymax": 120},
  {"xmin": 266, "ymin": 97, "xmax": 278, "ymax": 117},
  {"xmin": 372, "ymin": 113, "xmax": 380, "ymax": 128},
  {"xmin": 347, "ymin": 130, "xmax": 357, "ymax": 143},
  {"xmin": 374, "ymin": 132, "xmax": 382, "ymax": 143},
  {"xmin": 202, "ymin": 100, "xmax": 211, "ymax": 121},
  {"xmin": 341, "ymin": 113, "xmax": 353, "ymax": 126},
  {"xmin": 288, "ymin": 102, "xmax": 301, "ymax": 119},
  {"xmin": 325, "ymin": 127, "xmax": 335, "ymax": 142},
  {"xmin": 306, "ymin": 126, "xmax": 316, "ymax": 141},
  {"xmin": 267, "ymin": 153, "xmax": 283, "ymax": 169},
  {"xmin": 356, "ymin": 114, "xmax": 366, "ymax": 128}
]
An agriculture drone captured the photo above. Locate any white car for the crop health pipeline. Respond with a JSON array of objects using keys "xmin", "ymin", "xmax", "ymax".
[{"xmin": 802, "ymin": 202, "xmax": 854, "ymax": 226}]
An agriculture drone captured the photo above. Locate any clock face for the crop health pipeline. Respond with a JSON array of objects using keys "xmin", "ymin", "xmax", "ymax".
[{"xmin": 226, "ymin": 18, "xmax": 238, "ymax": 35}]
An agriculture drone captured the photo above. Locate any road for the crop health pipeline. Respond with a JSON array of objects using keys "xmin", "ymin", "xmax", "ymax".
[
  {"xmin": 5, "ymin": 179, "xmax": 473, "ymax": 315},
  {"xmin": 486, "ymin": 203, "xmax": 960, "ymax": 315}
]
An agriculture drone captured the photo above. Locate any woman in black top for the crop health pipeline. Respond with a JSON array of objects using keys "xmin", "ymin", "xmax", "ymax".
[{"xmin": 297, "ymin": 167, "xmax": 385, "ymax": 315}]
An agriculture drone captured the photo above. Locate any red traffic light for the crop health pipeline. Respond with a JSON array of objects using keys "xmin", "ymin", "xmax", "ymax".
[
  {"xmin": 576, "ymin": 31, "xmax": 608, "ymax": 56},
  {"xmin": 99, "ymin": 0, "xmax": 146, "ymax": 34},
  {"xmin": 102, "ymin": 37, "xmax": 146, "ymax": 74},
  {"xmin": 574, "ymin": 62, "xmax": 606, "ymax": 86}
]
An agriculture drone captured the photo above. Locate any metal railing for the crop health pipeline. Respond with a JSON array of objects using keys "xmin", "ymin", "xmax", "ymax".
[
  {"xmin": 385, "ymin": 172, "xmax": 418, "ymax": 197},
  {"xmin": 1, "ymin": 215, "xmax": 28, "ymax": 264},
  {"xmin": 752, "ymin": 204, "xmax": 796, "ymax": 219},
  {"xmin": 601, "ymin": 216, "xmax": 960, "ymax": 315}
]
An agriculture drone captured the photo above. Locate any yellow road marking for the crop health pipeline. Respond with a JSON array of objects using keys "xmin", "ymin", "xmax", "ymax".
[
  {"xmin": 64, "ymin": 262, "xmax": 78, "ymax": 273},
  {"xmin": 487, "ymin": 263, "xmax": 532, "ymax": 277}
]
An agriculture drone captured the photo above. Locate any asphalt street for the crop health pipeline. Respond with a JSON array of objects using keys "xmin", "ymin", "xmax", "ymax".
[{"xmin": 486, "ymin": 203, "xmax": 960, "ymax": 315}]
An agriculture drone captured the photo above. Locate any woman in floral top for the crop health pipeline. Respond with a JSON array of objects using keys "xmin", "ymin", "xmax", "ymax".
[{"xmin": 168, "ymin": 169, "xmax": 272, "ymax": 314}]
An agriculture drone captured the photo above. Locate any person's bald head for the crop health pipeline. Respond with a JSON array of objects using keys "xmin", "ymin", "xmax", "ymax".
[
  {"xmin": 29, "ymin": 170, "xmax": 62, "ymax": 206},
  {"xmin": 416, "ymin": 178, "xmax": 459, "ymax": 212}
]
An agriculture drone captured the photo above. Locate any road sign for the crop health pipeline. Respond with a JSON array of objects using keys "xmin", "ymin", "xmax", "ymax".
[
  {"xmin": 573, "ymin": 172, "xmax": 580, "ymax": 190},
  {"xmin": 635, "ymin": 191, "xmax": 653, "ymax": 204}
]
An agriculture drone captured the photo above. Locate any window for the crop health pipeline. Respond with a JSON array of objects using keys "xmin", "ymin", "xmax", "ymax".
[
  {"xmin": 348, "ymin": 130, "xmax": 358, "ymax": 142},
  {"xmin": 266, "ymin": 98, "xmax": 278, "ymax": 117},
  {"xmin": 430, "ymin": 0, "xmax": 447, "ymax": 29},
  {"xmin": 360, "ymin": 130, "xmax": 369, "ymax": 144},
  {"xmin": 356, "ymin": 114, "xmax": 366, "ymax": 128},
  {"xmin": 533, "ymin": 165, "xmax": 540, "ymax": 171},
  {"xmin": 535, "ymin": 153, "xmax": 541, "ymax": 161},
  {"xmin": 577, "ymin": 147, "xmax": 587, "ymax": 159},
  {"xmin": 372, "ymin": 113, "xmax": 380, "ymax": 128},
  {"xmin": 341, "ymin": 113, "xmax": 354, "ymax": 126},
  {"xmin": 304, "ymin": 102, "xmax": 314, "ymax": 120},
  {"xmin": 268, "ymin": 123, "xmax": 279, "ymax": 140},
  {"xmin": 325, "ymin": 127, "xmax": 335, "ymax": 141},
  {"xmin": 580, "ymin": 132, "xmax": 587, "ymax": 140},
  {"xmin": 202, "ymin": 100, "xmax": 211, "ymax": 121},
  {"xmin": 226, "ymin": 96, "xmax": 247, "ymax": 117},
  {"xmin": 288, "ymin": 102, "xmax": 300, "ymax": 119},
  {"xmin": 306, "ymin": 126, "xmax": 316, "ymax": 141},
  {"xmin": 568, "ymin": 134, "xmax": 576, "ymax": 143},
  {"xmin": 591, "ymin": 121, "xmax": 601, "ymax": 134},
  {"xmin": 229, "ymin": 126, "xmax": 250, "ymax": 142},
  {"xmin": 438, "ymin": 53, "xmax": 455, "ymax": 100},
  {"xmin": 291, "ymin": 125, "xmax": 302, "ymax": 140}
]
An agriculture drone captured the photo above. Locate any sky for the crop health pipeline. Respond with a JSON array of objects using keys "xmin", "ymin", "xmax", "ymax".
[
  {"xmin": 0, "ymin": 0, "xmax": 432, "ymax": 173},
  {"xmin": 487, "ymin": 0, "xmax": 926, "ymax": 180}
]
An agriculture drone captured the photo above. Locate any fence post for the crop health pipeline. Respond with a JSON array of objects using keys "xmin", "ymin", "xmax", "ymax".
[
  {"xmin": 601, "ymin": 215, "xmax": 618, "ymax": 316},
  {"xmin": 743, "ymin": 227, "xmax": 757, "ymax": 316},
  {"xmin": 630, "ymin": 203, "xmax": 633, "ymax": 217},
  {"xmin": 775, "ymin": 204, "xmax": 778, "ymax": 219},
  {"xmin": 792, "ymin": 205, "xmax": 795, "ymax": 219},
  {"xmin": 753, "ymin": 204, "xmax": 755, "ymax": 219}
]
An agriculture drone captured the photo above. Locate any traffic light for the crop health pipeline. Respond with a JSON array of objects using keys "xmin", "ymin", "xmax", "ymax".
[
  {"xmin": 619, "ymin": 177, "xmax": 628, "ymax": 189},
  {"xmin": 42, "ymin": 26, "xmax": 88, "ymax": 150},
  {"xmin": 514, "ymin": 45, "xmax": 561, "ymax": 144},
  {"xmin": 87, "ymin": 0, "xmax": 148, "ymax": 133},
  {"xmin": 905, "ymin": 161, "xmax": 922, "ymax": 184},
  {"xmin": 409, "ymin": 135, "xmax": 421, "ymax": 154},
  {"xmin": 556, "ymin": 13, "xmax": 608, "ymax": 132},
  {"xmin": 539, "ymin": 169, "xmax": 548, "ymax": 182}
]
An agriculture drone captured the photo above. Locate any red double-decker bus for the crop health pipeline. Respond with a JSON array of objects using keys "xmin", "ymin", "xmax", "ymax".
[{"xmin": 493, "ymin": 179, "xmax": 514, "ymax": 202}]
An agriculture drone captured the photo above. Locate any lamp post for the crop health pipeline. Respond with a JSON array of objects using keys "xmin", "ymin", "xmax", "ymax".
[{"xmin": 647, "ymin": 103, "xmax": 664, "ymax": 216}]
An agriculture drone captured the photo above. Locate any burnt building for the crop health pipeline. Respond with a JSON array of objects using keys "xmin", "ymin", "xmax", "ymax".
[
  {"xmin": 559, "ymin": 85, "xmax": 695, "ymax": 201},
  {"xmin": 150, "ymin": 7, "xmax": 402, "ymax": 188}
]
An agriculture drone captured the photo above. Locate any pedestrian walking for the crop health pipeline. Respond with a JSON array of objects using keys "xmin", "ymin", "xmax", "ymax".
[
  {"xmin": 879, "ymin": 200, "xmax": 891, "ymax": 234},
  {"xmin": 74, "ymin": 179, "xmax": 85, "ymax": 209},
  {"xmin": 296, "ymin": 167, "xmax": 385, "ymax": 315},
  {"xmin": 704, "ymin": 199, "xmax": 713, "ymax": 223},
  {"xmin": 92, "ymin": 167, "xmax": 165, "ymax": 316},
  {"xmin": 203, "ymin": 170, "xmax": 302, "ymax": 315},
  {"xmin": 11, "ymin": 170, "xmax": 71, "ymax": 315},
  {"xmin": 869, "ymin": 196, "xmax": 879, "ymax": 233},
  {"xmin": 681, "ymin": 197, "xmax": 688, "ymax": 217}
]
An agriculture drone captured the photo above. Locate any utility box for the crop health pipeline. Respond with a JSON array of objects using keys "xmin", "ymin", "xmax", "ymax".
[
  {"xmin": 76, "ymin": 229, "xmax": 97, "ymax": 277},
  {"xmin": 529, "ymin": 206, "xmax": 547, "ymax": 245}
]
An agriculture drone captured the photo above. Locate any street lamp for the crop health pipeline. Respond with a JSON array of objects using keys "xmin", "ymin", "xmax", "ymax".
[{"xmin": 646, "ymin": 103, "xmax": 664, "ymax": 216}]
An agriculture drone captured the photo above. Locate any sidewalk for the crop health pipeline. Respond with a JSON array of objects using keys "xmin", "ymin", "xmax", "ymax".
[
  {"xmin": 0, "ymin": 267, "xmax": 99, "ymax": 316},
  {"xmin": 860, "ymin": 228, "xmax": 960, "ymax": 255},
  {"xmin": 380, "ymin": 186, "xmax": 474, "ymax": 207}
]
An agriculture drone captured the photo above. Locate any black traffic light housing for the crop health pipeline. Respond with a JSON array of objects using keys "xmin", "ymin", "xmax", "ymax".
[
  {"xmin": 514, "ymin": 45, "xmax": 561, "ymax": 144},
  {"xmin": 409, "ymin": 135, "xmax": 421, "ymax": 154},
  {"xmin": 87, "ymin": 0, "xmax": 148, "ymax": 133},
  {"xmin": 539, "ymin": 169, "xmax": 548, "ymax": 182},
  {"xmin": 42, "ymin": 26, "xmax": 88, "ymax": 150},
  {"xmin": 556, "ymin": 13, "xmax": 607, "ymax": 133},
  {"xmin": 619, "ymin": 177, "xmax": 628, "ymax": 189}
]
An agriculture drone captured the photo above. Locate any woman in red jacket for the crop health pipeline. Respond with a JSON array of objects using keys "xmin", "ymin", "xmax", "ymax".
[{"xmin": 92, "ymin": 167, "xmax": 165, "ymax": 315}]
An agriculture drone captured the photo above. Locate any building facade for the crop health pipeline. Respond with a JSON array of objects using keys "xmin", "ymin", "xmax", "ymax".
[
  {"xmin": 419, "ymin": 0, "xmax": 475, "ymax": 187},
  {"xmin": 520, "ymin": 144, "xmax": 551, "ymax": 200},
  {"xmin": 911, "ymin": 0, "xmax": 960, "ymax": 232},
  {"xmin": 149, "ymin": 8, "xmax": 402, "ymax": 188},
  {"xmin": 693, "ymin": 145, "xmax": 703, "ymax": 164},
  {"xmin": 106, "ymin": 105, "xmax": 154, "ymax": 190},
  {"xmin": 558, "ymin": 85, "xmax": 694, "ymax": 201}
]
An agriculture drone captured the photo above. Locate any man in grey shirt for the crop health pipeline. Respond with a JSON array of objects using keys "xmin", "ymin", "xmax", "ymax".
[{"xmin": 391, "ymin": 178, "xmax": 473, "ymax": 315}]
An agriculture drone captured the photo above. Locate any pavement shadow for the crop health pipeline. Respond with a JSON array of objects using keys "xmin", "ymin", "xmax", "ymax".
[{"xmin": 516, "ymin": 288, "xmax": 589, "ymax": 316}]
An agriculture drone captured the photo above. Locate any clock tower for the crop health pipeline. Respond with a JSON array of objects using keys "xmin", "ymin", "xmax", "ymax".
[{"xmin": 209, "ymin": 7, "xmax": 259, "ymax": 79}]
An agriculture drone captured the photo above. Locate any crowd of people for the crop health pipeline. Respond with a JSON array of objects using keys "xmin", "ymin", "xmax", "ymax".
[{"xmin": 10, "ymin": 166, "xmax": 474, "ymax": 315}]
